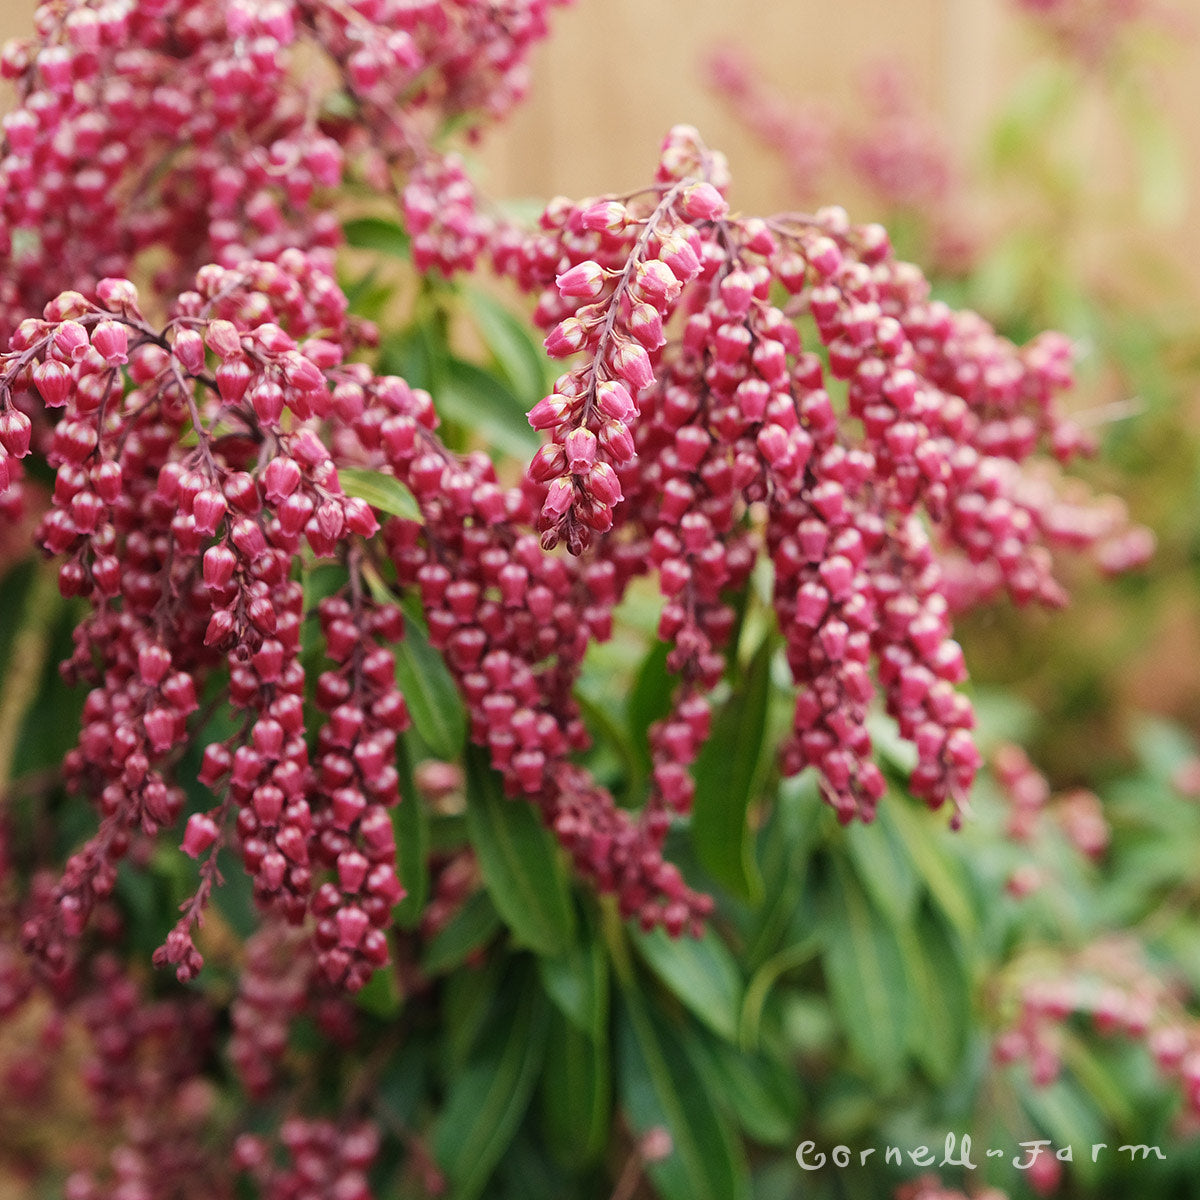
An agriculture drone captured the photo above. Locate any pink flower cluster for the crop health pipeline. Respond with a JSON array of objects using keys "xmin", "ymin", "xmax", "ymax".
[
  {"xmin": 993, "ymin": 742, "xmax": 1110, "ymax": 896},
  {"xmin": 0, "ymin": 1, "xmax": 1144, "ymax": 998},
  {"xmin": 993, "ymin": 937, "xmax": 1200, "ymax": 1126},
  {"xmin": 507, "ymin": 126, "xmax": 1137, "ymax": 825},
  {"xmin": 0, "ymin": 0, "xmax": 566, "ymax": 351},
  {"xmin": 234, "ymin": 1118, "xmax": 380, "ymax": 1200}
]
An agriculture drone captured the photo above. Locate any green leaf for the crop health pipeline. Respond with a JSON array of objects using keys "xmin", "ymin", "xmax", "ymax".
[
  {"xmin": 688, "ymin": 1029, "xmax": 804, "ymax": 1147},
  {"xmin": 617, "ymin": 985, "xmax": 749, "ymax": 1200},
  {"xmin": 842, "ymin": 802, "xmax": 919, "ymax": 928},
  {"xmin": 743, "ymin": 776, "xmax": 822, "ymax": 968},
  {"xmin": 443, "ymin": 953, "xmax": 506, "ymax": 1071},
  {"xmin": 354, "ymin": 962, "xmax": 402, "ymax": 1018},
  {"xmin": 422, "ymin": 889, "xmax": 501, "ymax": 975},
  {"xmin": 342, "ymin": 269, "xmax": 394, "ymax": 323},
  {"xmin": 631, "ymin": 924, "xmax": 742, "ymax": 1044},
  {"xmin": 537, "ymin": 931, "xmax": 609, "ymax": 1040},
  {"xmin": 628, "ymin": 640, "xmax": 674, "ymax": 771},
  {"xmin": 895, "ymin": 904, "xmax": 969, "ymax": 1084},
  {"xmin": 464, "ymin": 746, "xmax": 576, "ymax": 956},
  {"xmin": 465, "ymin": 285, "xmax": 550, "ymax": 403},
  {"xmin": 690, "ymin": 636, "xmax": 770, "ymax": 903},
  {"xmin": 821, "ymin": 858, "xmax": 909, "ymax": 1089},
  {"xmin": 343, "ymin": 215, "xmax": 411, "ymax": 258},
  {"xmin": 437, "ymin": 357, "xmax": 540, "ymax": 459},
  {"xmin": 393, "ymin": 609, "xmax": 467, "ymax": 760},
  {"xmin": 885, "ymin": 797, "xmax": 979, "ymax": 939},
  {"xmin": 433, "ymin": 962, "xmax": 549, "ymax": 1200},
  {"xmin": 338, "ymin": 466, "xmax": 421, "ymax": 522},
  {"xmin": 739, "ymin": 936, "xmax": 821, "ymax": 1049},
  {"xmin": 539, "ymin": 1005, "xmax": 611, "ymax": 1165},
  {"xmin": 380, "ymin": 323, "xmax": 441, "ymax": 393},
  {"xmin": 1019, "ymin": 1078, "xmax": 1105, "ymax": 1186},
  {"xmin": 392, "ymin": 737, "xmax": 430, "ymax": 928}
]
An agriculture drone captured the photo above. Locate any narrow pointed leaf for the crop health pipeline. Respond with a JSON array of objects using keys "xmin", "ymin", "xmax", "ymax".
[
  {"xmin": 343, "ymin": 215, "xmax": 411, "ymax": 257},
  {"xmin": 464, "ymin": 746, "xmax": 576, "ymax": 956},
  {"xmin": 538, "ymin": 932, "xmax": 609, "ymax": 1040},
  {"xmin": 539, "ymin": 1006, "xmax": 610, "ymax": 1165},
  {"xmin": 821, "ymin": 858, "xmax": 909, "ymax": 1088},
  {"xmin": 338, "ymin": 466, "xmax": 421, "ymax": 522},
  {"xmin": 465, "ymin": 285, "xmax": 550, "ymax": 402},
  {"xmin": 438, "ymin": 357, "xmax": 540, "ymax": 458},
  {"xmin": 433, "ymin": 963, "xmax": 549, "ymax": 1200},
  {"xmin": 631, "ymin": 924, "xmax": 742, "ymax": 1044},
  {"xmin": 617, "ymin": 985, "xmax": 749, "ymax": 1200},
  {"xmin": 690, "ymin": 636, "xmax": 771, "ymax": 902},
  {"xmin": 393, "ymin": 609, "xmax": 466, "ymax": 761}
]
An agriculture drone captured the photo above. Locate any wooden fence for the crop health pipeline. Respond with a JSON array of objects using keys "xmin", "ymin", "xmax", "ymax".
[{"xmin": 0, "ymin": 0, "xmax": 1196, "ymax": 285}]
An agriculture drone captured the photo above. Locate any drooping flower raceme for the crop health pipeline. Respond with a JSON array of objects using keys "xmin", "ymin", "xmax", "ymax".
[{"xmin": 0, "ymin": 4, "xmax": 1153, "ymax": 1196}]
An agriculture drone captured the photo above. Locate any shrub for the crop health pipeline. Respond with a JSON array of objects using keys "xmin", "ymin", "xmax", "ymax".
[{"xmin": 0, "ymin": 3, "xmax": 1188, "ymax": 1199}]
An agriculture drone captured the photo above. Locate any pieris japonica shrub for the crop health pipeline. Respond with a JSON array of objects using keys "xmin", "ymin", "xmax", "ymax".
[{"xmin": 0, "ymin": 2, "xmax": 1190, "ymax": 1199}]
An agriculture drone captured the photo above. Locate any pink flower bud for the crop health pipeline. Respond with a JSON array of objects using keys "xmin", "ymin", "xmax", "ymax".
[
  {"xmin": 216, "ymin": 359, "xmax": 252, "ymax": 403},
  {"xmin": 279, "ymin": 492, "xmax": 314, "ymax": 535},
  {"xmin": 204, "ymin": 609, "xmax": 235, "ymax": 647},
  {"xmin": 564, "ymin": 426, "xmax": 598, "ymax": 473},
  {"xmin": 0, "ymin": 409, "xmax": 32, "ymax": 457},
  {"xmin": 657, "ymin": 231, "xmax": 702, "ymax": 282},
  {"xmin": 528, "ymin": 442, "xmax": 567, "ymax": 483},
  {"xmin": 96, "ymin": 277, "xmax": 140, "ymax": 311},
  {"xmin": 795, "ymin": 582, "xmax": 829, "ymax": 627},
  {"xmin": 680, "ymin": 181, "xmax": 728, "ymax": 221},
  {"xmin": 629, "ymin": 302, "xmax": 665, "ymax": 349},
  {"xmin": 634, "ymin": 260, "xmax": 680, "ymax": 304},
  {"xmin": 262, "ymin": 456, "xmax": 301, "ymax": 502},
  {"xmin": 231, "ymin": 516, "xmax": 266, "ymax": 557},
  {"xmin": 542, "ymin": 475, "xmax": 574, "ymax": 518},
  {"xmin": 173, "ymin": 328, "xmax": 206, "ymax": 372},
  {"xmin": 596, "ymin": 379, "xmax": 635, "ymax": 421},
  {"xmin": 281, "ymin": 350, "xmax": 325, "ymax": 392},
  {"xmin": 719, "ymin": 270, "xmax": 755, "ymax": 317},
  {"xmin": 528, "ymin": 393, "xmax": 573, "ymax": 431},
  {"xmin": 92, "ymin": 460, "xmax": 122, "ymax": 503},
  {"xmin": 555, "ymin": 260, "xmax": 606, "ymax": 299},
  {"xmin": 611, "ymin": 342, "xmax": 654, "ymax": 390},
  {"xmin": 54, "ymin": 320, "xmax": 90, "ymax": 362},
  {"xmin": 192, "ymin": 488, "xmax": 227, "ymax": 536},
  {"xmin": 580, "ymin": 200, "xmax": 628, "ymax": 232},
  {"xmin": 599, "ymin": 419, "xmax": 634, "ymax": 463},
  {"xmin": 806, "ymin": 236, "xmax": 842, "ymax": 278},
  {"xmin": 143, "ymin": 707, "xmax": 176, "ymax": 753},
  {"xmin": 756, "ymin": 423, "xmax": 790, "ymax": 468},
  {"xmin": 205, "ymin": 319, "xmax": 242, "ymax": 359},
  {"xmin": 181, "ymin": 813, "xmax": 220, "ymax": 859},
  {"xmin": 34, "ymin": 359, "xmax": 72, "ymax": 407},
  {"xmin": 90, "ymin": 320, "xmax": 128, "ymax": 365},
  {"xmin": 138, "ymin": 643, "xmax": 172, "ymax": 686},
  {"xmin": 587, "ymin": 461, "xmax": 622, "ymax": 506},
  {"xmin": 203, "ymin": 544, "xmax": 237, "ymax": 588},
  {"xmin": 543, "ymin": 317, "xmax": 589, "ymax": 358},
  {"xmin": 343, "ymin": 496, "xmax": 379, "ymax": 536},
  {"xmin": 250, "ymin": 380, "xmax": 285, "ymax": 424},
  {"xmin": 337, "ymin": 906, "xmax": 370, "ymax": 948}
]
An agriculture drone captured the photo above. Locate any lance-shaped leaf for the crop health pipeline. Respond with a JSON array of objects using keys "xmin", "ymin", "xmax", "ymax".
[
  {"xmin": 690, "ymin": 636, "xmax": 771, "ymax": 903},
  {"xmin": 433, "ymin": 962, "xmax": 549, "ymax": 1200},
  {"xmin": 464, "ymin": 746, "xmax": 576, "ymax": 956},
  {"xmin": 617, "ymin": 984, "xmax": 749, "ymax": 1200}
]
